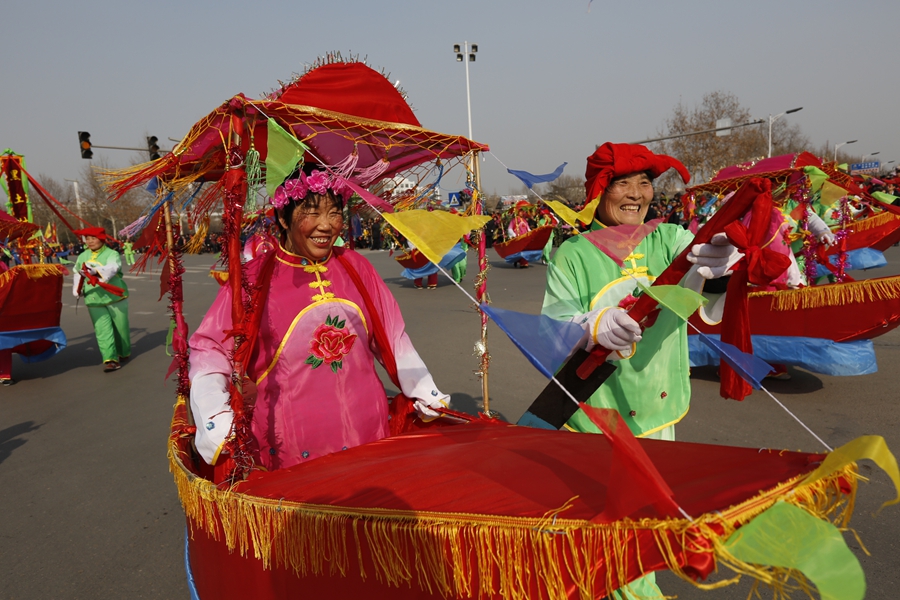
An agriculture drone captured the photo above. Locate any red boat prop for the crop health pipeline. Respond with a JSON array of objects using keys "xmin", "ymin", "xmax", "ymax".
[
  {"xmin": 691, "ymin": 274, "xmax": 900, "ymax": 342},
  {"xmin": 493, "ymin": 224, "xmax": 554, "ymax": 260},
  {"xmin": 0, "ymin": 264, "xmax": 67, "ymax": 361},
  {"xmin": 171, "ymin": 396, "xmax": 885, "ymax": 600},
  {"xmin": 394, "ymin": 248, "xmax": 430, "ymax": 270}
]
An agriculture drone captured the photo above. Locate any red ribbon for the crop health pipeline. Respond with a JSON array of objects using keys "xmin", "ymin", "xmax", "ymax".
[
  {"xmin": 79, "ymin": 264, "xmax": 125, "ymax": 297},
  {"xmin": 719, "ymin": 179, "xmax": 790, "ymax": 401}
]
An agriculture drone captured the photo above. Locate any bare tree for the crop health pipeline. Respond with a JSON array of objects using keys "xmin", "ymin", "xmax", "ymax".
[{"xmin": 654, "ymin": 90, "xmax": 810, "ymax": 190}]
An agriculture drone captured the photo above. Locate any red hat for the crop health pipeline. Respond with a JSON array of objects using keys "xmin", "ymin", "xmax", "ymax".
[
  {"xmin": 585, "ymin": 143, "xmax": 690, "ymax": 202},
  {"xmin": 74, "ymin": 227, "xmax": 108, "ymax": 241}
]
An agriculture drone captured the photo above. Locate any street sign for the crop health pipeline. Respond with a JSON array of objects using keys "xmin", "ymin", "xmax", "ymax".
[
  {"xmin": 447, "ymin": 192, "xmax": 461, "ymax": 207},
  {"xmin": 849, "ymin": 161, "xmax": 880, "ymax": 175}
]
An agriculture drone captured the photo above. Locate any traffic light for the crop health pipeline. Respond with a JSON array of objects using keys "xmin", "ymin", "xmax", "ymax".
[
  {"xmin": 78, "ymin": 131, "xmax": 93, "ymax": 159},
  {"xmin": 147, "ymin": 136, "xmax": 160, "ymax": 160}
]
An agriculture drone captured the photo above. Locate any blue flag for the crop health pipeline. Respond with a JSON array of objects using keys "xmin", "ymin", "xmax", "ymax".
[
  {"xmin": 481, "ymin": 304, "xmax": 583, "ymax": 379},
  {"xmin": 695, "ymin": 331, "xmax": 773, "ymax": 389},
  {"xmin": 507, "ymin": 163, "xmax": 568, "ymax": 189}
]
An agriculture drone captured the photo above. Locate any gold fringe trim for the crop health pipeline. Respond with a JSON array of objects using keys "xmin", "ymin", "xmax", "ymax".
[
  {"xmin": 750, "ymin": 275, "xmax": 900, "ymax": 311},
  {"xmin": 0, "ymin": 263, "xmax": 66, "ymax": 289},
  {"xmin": 169, "ymin": 397, "xmax": 859, "ymax": 600},
  {"xmin": 845, "ymin": 211, "xmax": 900, "ymax": 233}
]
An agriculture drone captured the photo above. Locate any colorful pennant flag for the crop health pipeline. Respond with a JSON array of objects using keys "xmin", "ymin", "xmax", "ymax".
[
  {"xmin": 800, "ymin": 435, "xmax": 900, "ymax": 511},
  {"xmin": 872, "ymin": 191, "xmax": 899, "ymax": 205},
  {"xmin": 480, "ymin": 304, "xmax": 584, "ymax": 379},
  {"xmin": 381, "ymin": 210, "xmax": 490, "ymax": 266},
  {"xmin": 582, "ymin": 219, "xmax": 663, "ymax": 266},
  {"xmin": 820, "ymin": 181, "xmax": 848, "ymax": 207},
  {"xmin": 803, "ymin": 166, "xmax": 829, "ymax": 194},
  {"xmin": 695, "ymin": 331, "xmax": 772, "ymax": 389},
  {"xmin": 265, "ymin": 119, "xmax": 307, "ymax": 197},
  {"xmin": 506, "ymin": 162, "xmax": 567, "ymax": 189},
  {"xmin": 637, "ymin": 283, "xmax": 707, "ymax": 321},
  {"xmin": 723, "ymin": 501, "xmax": 865, "ymax": 600},
  {"xmin": 543, "ymin": 196, "xmax": 601, "ymax": 229},
  {"xmin": 579, "ymin": 404, "xmax": 681, "ymax": 520},
  {"xmin": 338, "ymin": 178, "xmax": 395, "ymax": 214}
]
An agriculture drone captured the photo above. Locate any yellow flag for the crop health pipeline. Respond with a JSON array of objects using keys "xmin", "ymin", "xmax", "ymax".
[
  {"xmin": 382, "ymin": 210, "xmax": 490, "ymax": 265},
  {"xmin": 543, "ymin": 196, "xmax": 601, "ymax": 229},
  {"xmin": 800, "ymin": 435, "xmax": 900, "ymax": 512},
  {"xmin": 45, "ymin": 223, "xmax": 52, "ymax": 238},
  {"xmin": 820, "ymin": 181, "xmax": 847, "ymax": 207}
]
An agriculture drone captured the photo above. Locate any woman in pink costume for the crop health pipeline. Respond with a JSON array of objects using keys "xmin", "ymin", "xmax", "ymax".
[{"xmin": 189, "ymin": 168, "xmax": 450, "ymax": 471}]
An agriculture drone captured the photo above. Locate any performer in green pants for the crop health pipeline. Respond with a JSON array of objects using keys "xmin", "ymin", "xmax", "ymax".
[{"xmin": 73, "ymin": 227, "xmax": 131, "ymax": 372}]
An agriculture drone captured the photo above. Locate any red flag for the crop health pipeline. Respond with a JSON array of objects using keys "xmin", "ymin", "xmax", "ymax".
[{"xmin": 579, "ymin": 403, "xmax": 680, "ymax": 521}]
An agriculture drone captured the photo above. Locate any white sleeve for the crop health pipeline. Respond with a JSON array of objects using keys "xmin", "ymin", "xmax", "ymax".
[
  {"xmin": 72, "ymin": 271, "xmax": 82, "ymax": 297},
  {"xmin": 188, "ymin": 287, "xmax": 237, "ymax": 465},
  {"xmin": 95, "ymin": 251, "xmax": 121, "ymax": 282}
]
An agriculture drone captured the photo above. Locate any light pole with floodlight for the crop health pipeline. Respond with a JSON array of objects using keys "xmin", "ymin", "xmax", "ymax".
[
  {"xmin": 767, "ymin": 107, "xmax": 803, "ymax": 158},
  {"xmin": 453, "ymin": 42, "xmax": 477, "ymax": 140},
  {"xmin": 862, "ymin": 152, "xmax": 880, "ymax": 162},
  {"xmin": 834, "ymin": 140, "xmax": 857, "ymax": 162}
]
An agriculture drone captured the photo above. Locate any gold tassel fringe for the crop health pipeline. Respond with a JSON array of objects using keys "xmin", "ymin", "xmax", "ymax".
[
  {"xmin": 0, "ymin": 263, "xmax": 66, "ymax": 289},
  {"xmin": 169, "ymin": 398, "xmax": 859, "ymax": 600},
  {"xmin": 845, "ymin": 211, "xmax": 900, "ymax": 233},
  {"xmin": 751, "ymin": 275, "xmax": 900, "ymax": 312}
]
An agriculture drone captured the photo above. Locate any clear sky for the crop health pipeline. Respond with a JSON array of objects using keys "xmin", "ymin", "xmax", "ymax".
[{"xmin": 2, "ymin": 0, "xmax": 898, "ymax": 198}]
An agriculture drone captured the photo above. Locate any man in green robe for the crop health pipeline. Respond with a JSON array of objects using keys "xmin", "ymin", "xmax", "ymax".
[
  {"xmin": 541, "ymin": 142, "xmax": 738, "ymax": 600},
  {"xmin": 73, "ymin": 227, "xmax": 131, "ymax": 372}
]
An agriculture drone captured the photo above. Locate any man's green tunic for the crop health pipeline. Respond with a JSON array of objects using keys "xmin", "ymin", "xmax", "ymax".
[{"xmin": 542, "ymin": 221, "xmax": 693, "ymax": 437}]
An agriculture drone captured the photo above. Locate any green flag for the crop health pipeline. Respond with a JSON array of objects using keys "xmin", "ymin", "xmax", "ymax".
[
  {"xmin": 872, "ymin": 191, "xmax": 898, "ymax": 205},
  {"xmin": 803, "ymin": 166, "xmax": 829, "ymax": 194},
  {"xmin": 637, "ymin": 283, "xmax": 707, "ymax": 321},
  {"xmin": 723, "ymin": 501, "xmax": 865, "ymax": 600},
  {"xmin": 265, "ymin": 119, "xmax": 307, "ymax": 197}
]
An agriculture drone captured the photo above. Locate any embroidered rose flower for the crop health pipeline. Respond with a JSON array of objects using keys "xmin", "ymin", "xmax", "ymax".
[
  {"xmin": 304, "ymin": 170, "xmax": 329, "ymax": 195},
  {"xmin": 306, "ymin": 315, "xmax": 357, "ymax": 373}
]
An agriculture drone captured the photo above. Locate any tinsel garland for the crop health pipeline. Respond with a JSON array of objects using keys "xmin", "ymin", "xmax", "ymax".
[
  {"xmin": 166, "ymin": 244, "xmax": 191, "ymax": 398},
  {"xmin": 831, "ymin": 196, "xmax": 852, "ymax": 282},
  {"xmin": 795, "ymin": 180, "xmax": 820, "ymax": 284}
]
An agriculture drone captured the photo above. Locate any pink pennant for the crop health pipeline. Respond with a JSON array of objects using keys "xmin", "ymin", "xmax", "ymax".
[
  {"xmin": 583, "ymin": 218, "xmax": 663, "ymax": 266},
  {"xmin": 337, "ymin": 177, "xmax": 395, "ymax": 214}
]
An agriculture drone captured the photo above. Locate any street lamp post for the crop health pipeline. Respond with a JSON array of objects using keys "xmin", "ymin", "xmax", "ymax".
[
  {"xmin": 64, "ymin": 178, "xmax": 82, "ymax": 217},
  {"xmin": 453, "ymin": 42, "xmax": 478, "ymax": 140},
  {"xmin": 862, "ymin": 152, "xmax": 880, "ymax": 162},
  {"xmin": 767, "ymin": 106, "xmax": 803, "ymax": 158},
  {"xmin": 834, "ymin": 140, "xmax": 858, "ymax": 162}
]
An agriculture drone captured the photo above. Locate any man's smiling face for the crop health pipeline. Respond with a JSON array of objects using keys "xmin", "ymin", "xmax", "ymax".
[{"xmin": 596, "ymin": 171, "xmax": 654, "ymax": 226}]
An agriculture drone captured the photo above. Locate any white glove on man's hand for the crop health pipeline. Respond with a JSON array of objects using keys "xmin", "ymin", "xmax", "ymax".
[
  {"xmin": 85, "ymin": 264, "xmax": 99, "ymax": 276},
  {"xmin": 687, "ymin": 232, "xmax": 743, "ymax": 279},
  {"xmin": 414, "ymin": 393, "xmax": 450, "ymax": 421},
  {"xmin": 589, "ymin": 308, "xmax": 642, "ymax": 355},
  {"xmin": 806, "ymin": 212, "xmax": 836, "ymax": 246}
]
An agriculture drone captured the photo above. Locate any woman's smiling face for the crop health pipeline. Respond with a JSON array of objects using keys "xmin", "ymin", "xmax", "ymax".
[
  {"xmin": 596, "ymin": 172, "xmax": 654, "ymax": 226},
  {"xmin": 281, "ymin": 194, "xmax": 343, "ymax": 261}
]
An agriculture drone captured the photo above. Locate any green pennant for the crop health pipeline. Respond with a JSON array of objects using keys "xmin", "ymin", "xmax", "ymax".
[
  {"xmin": 723, "ymin": 501, "xmax": 865, "ymax": 600},
  {"xmin": 638, "ymin": 283, "xmax": 707, "ymax": 321},
  {"xmin": 265, "ymin": 119, "xmax": 307, "ymax": 197},
  {"xmin": 803, "ymin": 166, "xmax": 829, "ymax": 194},
  {"xmin": 872, "ymin": 191, "xmax": 899, "ymax": 205}
]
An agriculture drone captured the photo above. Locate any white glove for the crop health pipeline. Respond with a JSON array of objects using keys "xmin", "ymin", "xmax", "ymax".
[
  {"xmin": 687, "ymin": 232, "xmax": 743, "ymax": 279},
  {"xmin": 85, "ymin": 264, "xmax": 99, "ymax": 276},
  {"xmin": 589, "ymin": 308, "xmax": 642, "ymax": 356},
  {"xmin": 414, "ymin": 394, "xmax": 450, "ymax": 422},
  {"xmin": 807, "ymin": 212, "xmax": 836, "ymax": 246},
  {"xmin": 72, "ymin": 273, "xmax": 82, "ymax": 298}
]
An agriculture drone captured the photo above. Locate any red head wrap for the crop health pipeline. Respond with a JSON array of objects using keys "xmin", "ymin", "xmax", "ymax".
[
  {"xmin": 74, "ymin": 226, "xmax": 108, "ymax": 241},
  {"xmin": 585, "ymin": 143, "xmax": 691, "ymax": 202}
]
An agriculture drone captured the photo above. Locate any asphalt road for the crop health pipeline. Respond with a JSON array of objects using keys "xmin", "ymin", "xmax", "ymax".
[{"xmin": 2, "ymin": 246, "xmax": 899, "ymax": 599}]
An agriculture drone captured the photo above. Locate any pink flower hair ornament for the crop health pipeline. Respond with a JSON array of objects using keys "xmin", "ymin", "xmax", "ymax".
[{"xmin": 271, "ymin": 169, "xmax": 353, "ymax": 209}]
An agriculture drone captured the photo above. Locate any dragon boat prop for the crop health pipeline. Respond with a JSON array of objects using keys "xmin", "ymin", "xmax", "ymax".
[
  {"xmin": 682, "ymin": 152, "xmax": 900, "ymax": 376},
  {"xmin": 101, "ymin": 57, "xmax": 899, "ymax": 599}
]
